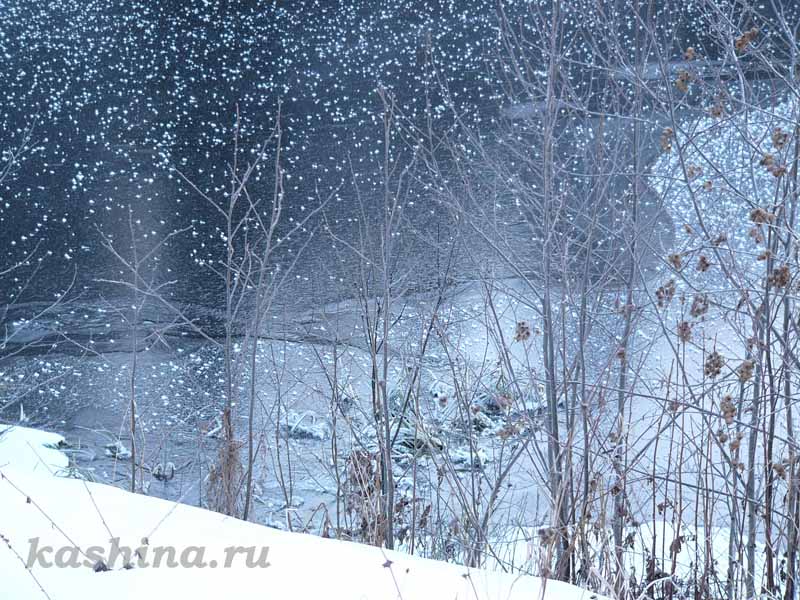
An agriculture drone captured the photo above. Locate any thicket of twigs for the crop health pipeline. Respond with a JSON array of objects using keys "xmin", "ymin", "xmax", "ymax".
[{"xmin": 3, "ymin": 2, "xmax": 800, "ymax": 599}]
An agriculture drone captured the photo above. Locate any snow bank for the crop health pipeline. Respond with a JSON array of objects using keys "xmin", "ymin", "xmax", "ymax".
[
  {"xmin": 0, "ymin": 425, "xmax": 604, "ymax": 600},
  {"xmin": 631, "ymin": 521, "xmax": 766, "ymax": 590},
  {"xmin": 483, "ymin": 520, "xmax": 767, "ymax": 597},
  {"xmin": 0, "ymin": 424, "xmax": 69, "ymax": 475}
]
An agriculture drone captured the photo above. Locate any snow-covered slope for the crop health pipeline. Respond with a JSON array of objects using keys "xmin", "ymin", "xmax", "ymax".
[
  {"xmin": 0, "ymin": 424, "xmax": 69, "ymax": 474},
  {"xmin": 0, "ymin": 425, "xmax": 604, "ymax": 600}
]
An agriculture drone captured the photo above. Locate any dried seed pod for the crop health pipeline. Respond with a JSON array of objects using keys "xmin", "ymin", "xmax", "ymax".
[
  {"xmin": 769, "ymin": 164, "xmax": 787, "ymax": 178},
  {"xmin": 675, "ymin": 70, "xmax": 691, "ymax": 93},
  {"xmin": 737, "ymin": 359, "xmax": 754, "ymax": 382},
  {"xmin": 769, "ymin": 264, "xmax": 791, "ymax": 288},
  {"xmin": 537, "ymin": 527, "xmax": 557, "ymax": 546},
  {"xmin": 684, "ymin": 47, "xmax": 697, "ymax": 60},
  {"xmin": 656, "ymin": 279, "xmax": 676, "ymax": 308},
  {"xmin": 772, "ymin": 127, "xmax": 790, "ymax": 150},
  {"xmin": 690, "ymin": 294, "xmax": 709, "ymax": 318},
  {"xmin": 704, "ymin": 351, "xmax": 725, "ymax": 378},
  {"xmin": 668, "ymin": 253, "xmax": 683, "ymax": 270},
  {"xmin": 748, "ymin": 226, "xmax": 765, "ymax": 245},
  {"xmin": 687, "ymin": 164, "xmax": 703, "ymax": 180},
  {"xmin": 670, "ymin": 536, "xmax": 685, "ymax": 555},
  {"xmin": 660, "ymin": 127, "xmax": 674, "ymax": 152},
  {"xmin": 514, "ymin": 320, "xmax": 531, "ymax": 342},
  {"xmin": 677, "ymin": 320, "xmax": 693, "ymax": 343},
  {"xmin": 750, "ymin": 207, "xmax": 775, "ymax": 225},
  {"xmin": 735, "ymin": 27, "xmax": 759, "ymax": 53},
  {"xmin": 720, "ymin": 395, "xmax": 736, "ymax": 424},
  {"xmin": 697, "ymin": 255, "xmax": 712, "ymax": 272}
]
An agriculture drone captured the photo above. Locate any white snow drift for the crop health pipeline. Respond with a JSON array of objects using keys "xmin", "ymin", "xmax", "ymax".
[{"xmin": 0, "ymin": 424, "xmax": 603, "ymax": 600}]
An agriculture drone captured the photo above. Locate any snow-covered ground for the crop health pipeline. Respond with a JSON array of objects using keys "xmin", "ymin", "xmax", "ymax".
[
  {"xmin": 0, "ymin": 424, "xmax": 604, "ymax": 599},
  {"xmin": 0, "ymin": 424, "xmax": 70, "ymax": 475}
]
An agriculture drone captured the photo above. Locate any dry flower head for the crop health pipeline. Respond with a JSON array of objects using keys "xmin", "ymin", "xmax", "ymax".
[
  {"xmin": 735, "ymin": 27, "xmax": 759, "ymax": 53},
  {"xmin": 514, "ymin": 321, "xmax": 532, "ymax": 342},
  {"xmin": 660, "ymin": 127, "xmax": 674, "ymax": 152},
  {"xmin": 704, "ymin": 351, "xmax": 725, "ymax": 378},
  {"xmin": 737, "ymin": 360, "xmax": 754, "ymax": 383},
  {"xmin": 677, "ymin": 320, "xmax": 693, "ymax": 343},
  {"xmin": 690, "ymin": 294, "xmax": 709, "ymax": 318}
]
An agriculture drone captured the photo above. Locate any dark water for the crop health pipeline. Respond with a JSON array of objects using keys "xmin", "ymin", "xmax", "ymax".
[
  {"xmin": 0, "ymin": 0, "xmax": 494, "ymax": 310},
  {"xmin": 0, "ymin": 0, "xmax": 729, "ymax": 315}
]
